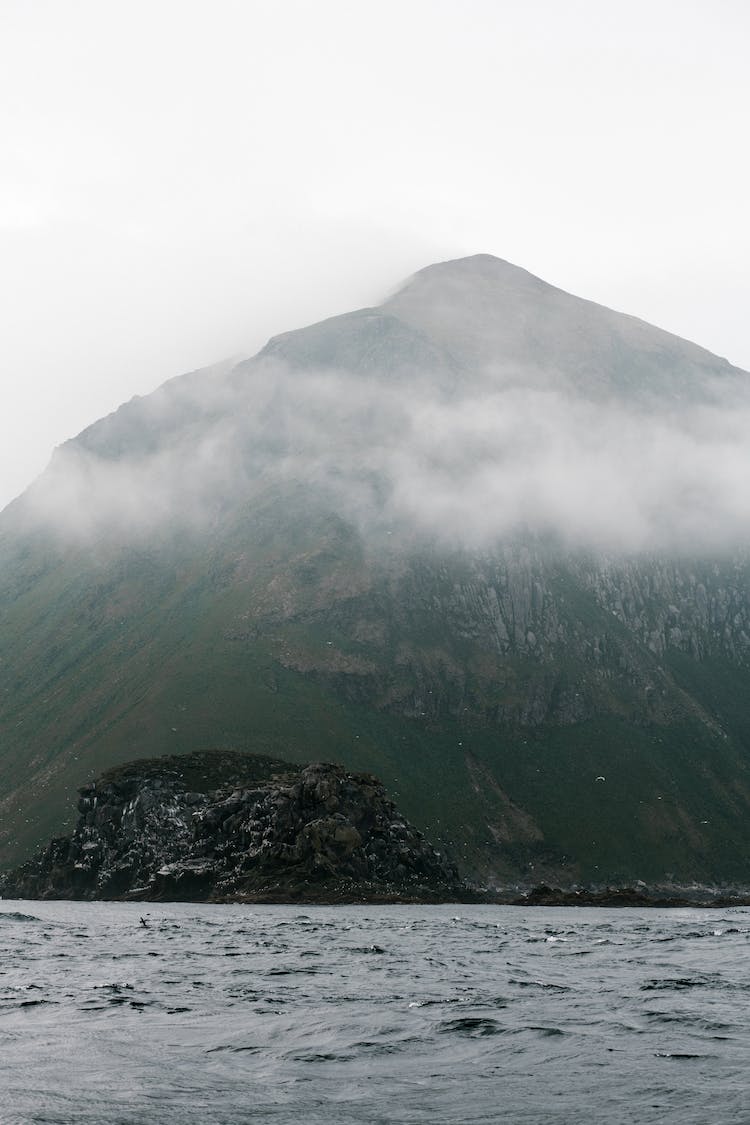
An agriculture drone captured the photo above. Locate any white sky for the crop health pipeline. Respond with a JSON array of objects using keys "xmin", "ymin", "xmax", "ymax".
[{"xmin": 1, "ymin": 0, "xmax": 748, "ymax": 512}]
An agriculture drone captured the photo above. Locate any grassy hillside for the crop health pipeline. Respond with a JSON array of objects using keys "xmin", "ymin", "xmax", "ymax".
[{"xmin": 2, "ymin": 495, "xmax": 749, "ymax": 885}]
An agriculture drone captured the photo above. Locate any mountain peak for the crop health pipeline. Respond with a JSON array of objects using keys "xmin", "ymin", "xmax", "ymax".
[
  {"xmin": 399, "ymin": 252, "xmax": 552, "ymax": 286},
  {"xmin": 383, "ymin": 252, "xmax": 740, "ymax": 396}
]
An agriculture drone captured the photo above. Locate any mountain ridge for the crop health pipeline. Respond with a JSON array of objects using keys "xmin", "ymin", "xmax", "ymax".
[
  {"xmin": 2, "ymin": 254, "xmax": 750, "ymax": 887},
  {"xmin": 26, "ymin": 253, "xmax": 750, "ymax": 490}
]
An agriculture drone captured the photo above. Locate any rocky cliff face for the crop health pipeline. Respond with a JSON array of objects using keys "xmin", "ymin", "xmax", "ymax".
[
  {"xmin": 261, "ymin": 543, "xmax": 748, "ymax": 731},
  {"xmin": 0, "ymin": 751, "xmax": 467, "ymax": 902}
]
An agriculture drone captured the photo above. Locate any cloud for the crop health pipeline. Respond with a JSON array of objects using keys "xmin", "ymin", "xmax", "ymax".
[{"xmin": 15, "ymin": 339, "xmax": 750, "ymax": 558}]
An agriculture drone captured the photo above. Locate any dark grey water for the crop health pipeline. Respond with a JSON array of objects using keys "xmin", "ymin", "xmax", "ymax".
[{"xmin": 1, "ymin": 902, "xmax": 749, "ymax": 1124}]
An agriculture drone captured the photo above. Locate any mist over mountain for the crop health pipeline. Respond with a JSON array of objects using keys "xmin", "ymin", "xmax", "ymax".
[
  {"xmin": 13, "ymin": 254, "xmax": 750, "ymax": 554},
  {"xmin": 3, "ymin": 255, "xmax": 750, "ymax": 888}
]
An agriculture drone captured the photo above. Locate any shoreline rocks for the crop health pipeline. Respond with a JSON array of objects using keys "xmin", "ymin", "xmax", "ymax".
[{"xmin": 0, "ymin": 751, "xmax": 472, "ymax": 903}]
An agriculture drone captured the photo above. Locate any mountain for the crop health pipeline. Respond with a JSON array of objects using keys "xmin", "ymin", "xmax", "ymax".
[{"xmin": 2, "ymin": 254, "xmax": 750, "ymax": 888}]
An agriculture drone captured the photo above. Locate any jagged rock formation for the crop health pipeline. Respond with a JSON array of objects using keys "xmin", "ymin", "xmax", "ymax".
[{"xmin": 0, "ymin": 751, "xmax": 468, "ymax": 902}]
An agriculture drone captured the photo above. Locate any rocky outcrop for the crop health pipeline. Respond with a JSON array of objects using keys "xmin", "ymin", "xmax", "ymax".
[
  {"xmin": 0, "ymin": 751, "xmax": 469, "ymax": 902},
  {"xmin": 267, "ymin": 546, "xmax": 742, "ymax": 731}
]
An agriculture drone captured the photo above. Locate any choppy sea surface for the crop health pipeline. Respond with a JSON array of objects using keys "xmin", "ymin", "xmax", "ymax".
[{"xmin": 1, "ymin": 902, "xmax": 749, "ymax": 1124}]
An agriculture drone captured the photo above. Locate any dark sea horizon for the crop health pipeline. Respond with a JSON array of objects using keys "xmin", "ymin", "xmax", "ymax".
[{"xmin": 1, "ymin": 900, "xmax": 748, "ymax": 1124}]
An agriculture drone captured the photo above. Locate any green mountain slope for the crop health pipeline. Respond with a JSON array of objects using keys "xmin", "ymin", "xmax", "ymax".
[{"xmin": 2, "ymin": 256, "xmax": 750, "ymax": 886}]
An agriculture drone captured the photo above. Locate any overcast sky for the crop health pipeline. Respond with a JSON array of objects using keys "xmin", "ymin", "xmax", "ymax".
[{"xmin": 1, "ymin": 0, "xmax": 748, "ymax": 512}]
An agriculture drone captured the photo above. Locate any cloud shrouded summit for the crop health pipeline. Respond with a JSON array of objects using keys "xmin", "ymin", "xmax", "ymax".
[{"xmin": 12, "ymin": 255, "xmax": 750, "ymax": 554}]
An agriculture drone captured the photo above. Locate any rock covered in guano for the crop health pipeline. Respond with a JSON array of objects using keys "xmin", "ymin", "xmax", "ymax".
[{"xmin": 0, "ymin": 751, "xmax": 468, "ymax": 902}]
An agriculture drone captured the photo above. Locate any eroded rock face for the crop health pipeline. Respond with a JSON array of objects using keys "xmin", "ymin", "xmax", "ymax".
[{"xmin": 0, "ymin": 751, "xmax": 467, "ymax": 902}]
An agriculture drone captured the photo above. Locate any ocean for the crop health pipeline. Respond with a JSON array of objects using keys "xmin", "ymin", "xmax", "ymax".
[{"xmin": 1, "ymin": 901, "xmax": 748, "ymax": 1124}]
